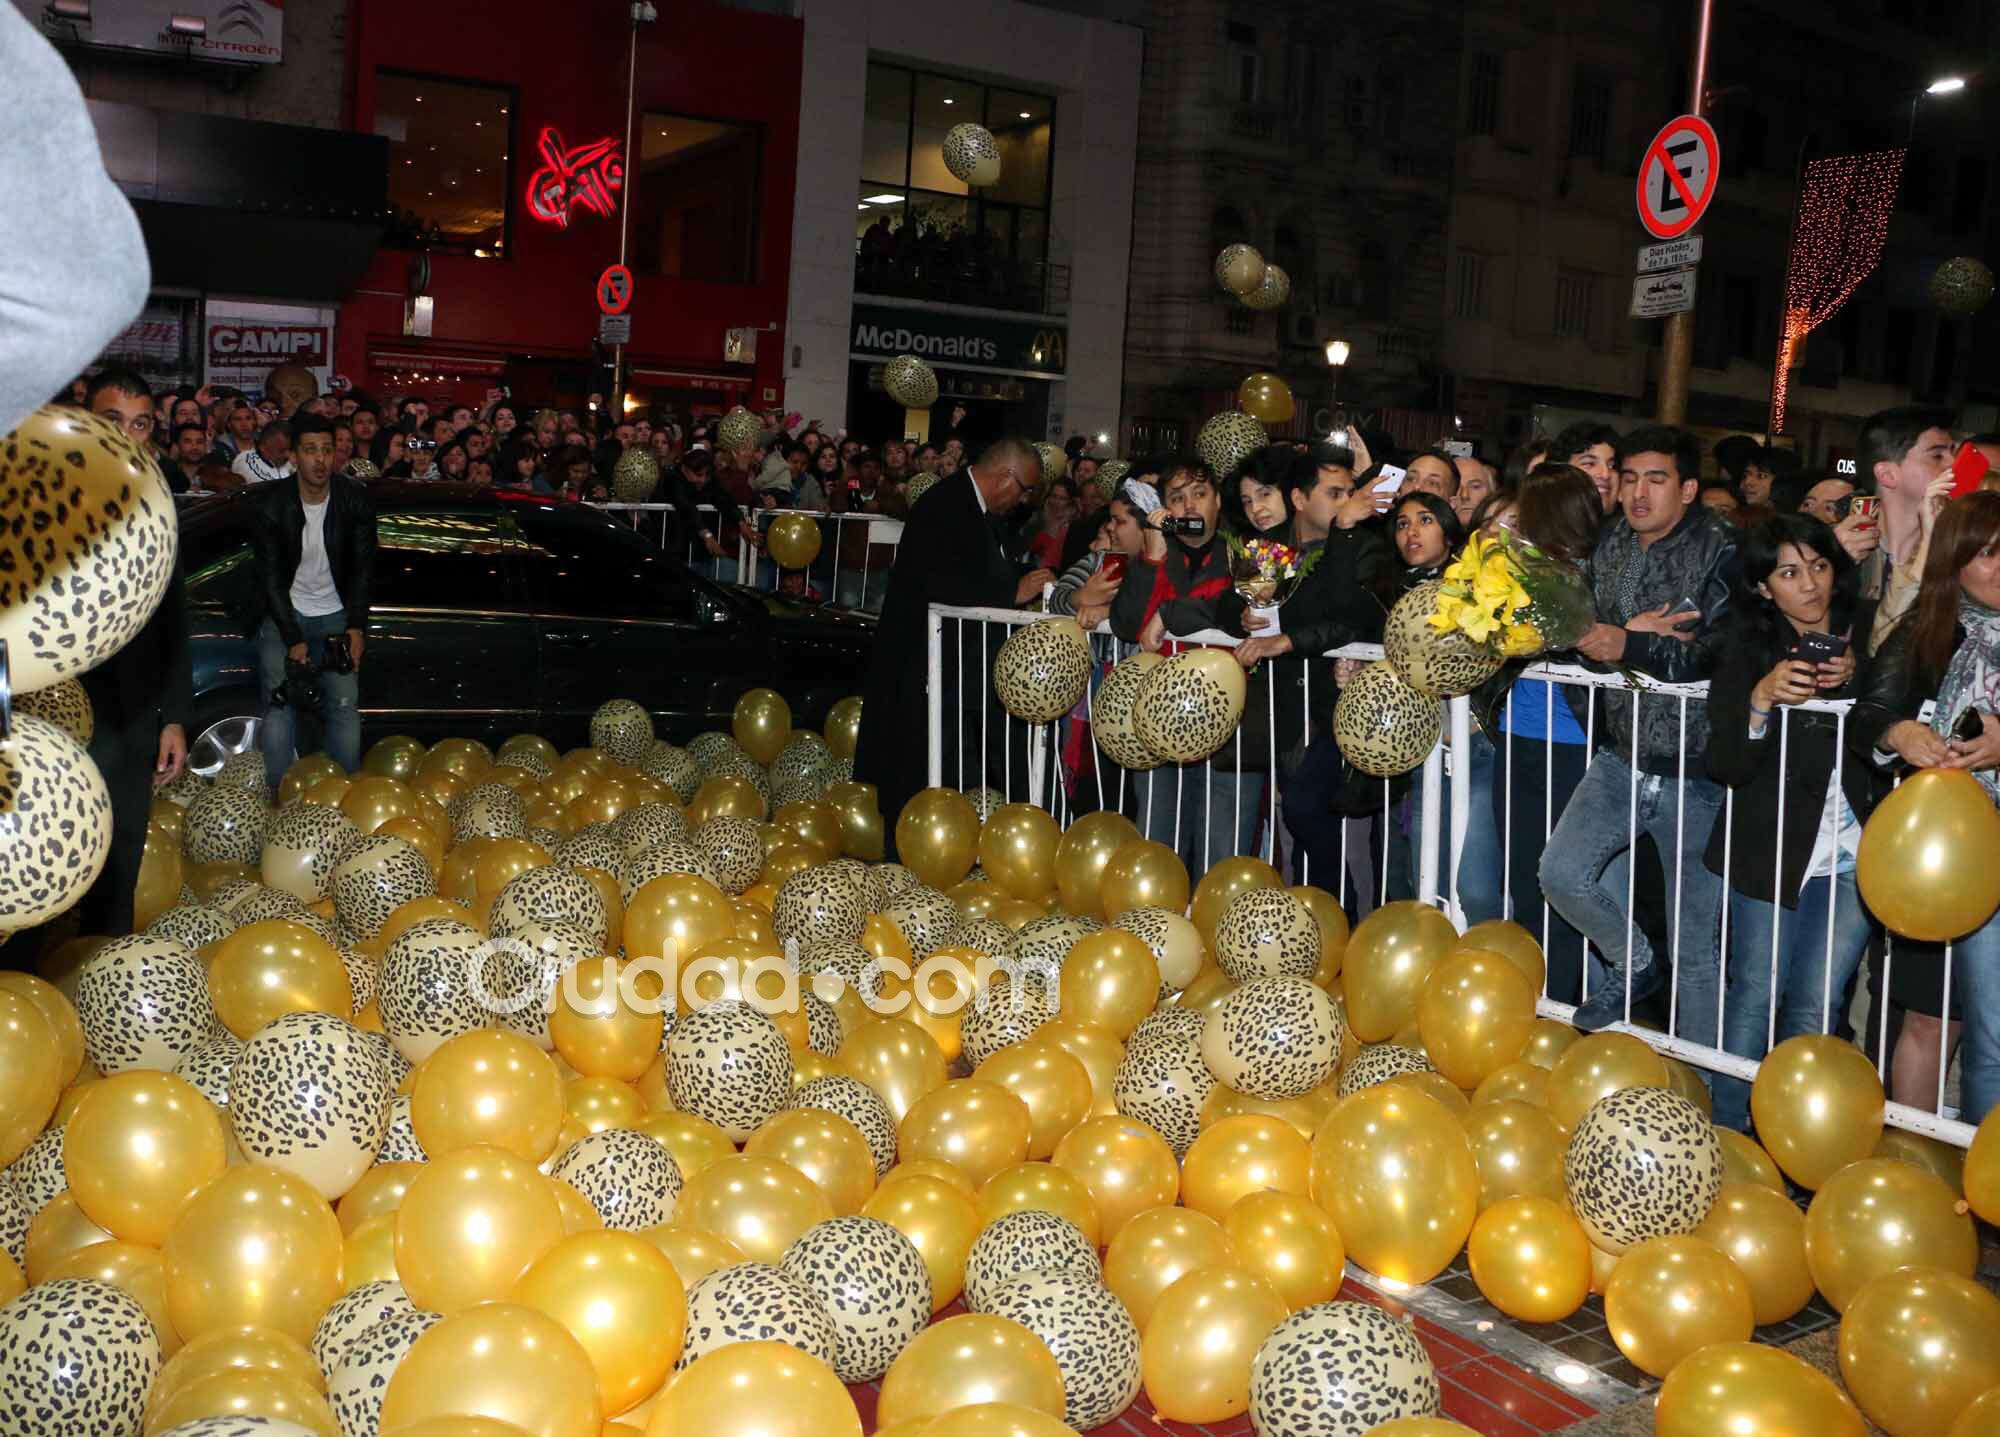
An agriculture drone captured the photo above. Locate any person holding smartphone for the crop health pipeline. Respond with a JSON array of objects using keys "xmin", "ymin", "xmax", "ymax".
[
  {"xmin": 1047, "ymin": 494, "xmax": 1144, "ymax": 629},
  {"xmin": 1702, "ymin": 514, "xmax": 1875, "ymax": 1132}
]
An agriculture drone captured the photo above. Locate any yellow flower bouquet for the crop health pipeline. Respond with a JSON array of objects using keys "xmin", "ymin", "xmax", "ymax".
[{"xmin": 1427, "ymin": 532, "xmax": 1594, "ymax": 660}]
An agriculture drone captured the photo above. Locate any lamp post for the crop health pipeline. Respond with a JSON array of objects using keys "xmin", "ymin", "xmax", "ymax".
[{"xmin": 1324, "ymin": 338, "xmax": 1350, "ymax": 434}]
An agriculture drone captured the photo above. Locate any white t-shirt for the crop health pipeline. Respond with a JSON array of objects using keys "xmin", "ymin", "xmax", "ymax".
[{"xmin": 291, "ymin": 497, "xmax": 344, "ymax": 616}]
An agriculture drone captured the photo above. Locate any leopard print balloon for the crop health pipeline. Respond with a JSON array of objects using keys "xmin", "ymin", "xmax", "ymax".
[
  {"xmin": 1114, "ymin": 1035, "xmax": 1216, "ymax": 1157},
  {"xmin": 549, "ymin": 1127, "xmax": 682, "ymax": 1229},
  {"xmin": 614, "ymin": 801, "xmax": 689, "ymax": 855},
  {"xmin": 0, "ymin": 1277, "xmax": 161, "ymax": 1437},
  {"xmin": 6, "ymin": 1127, "xmax": 65, "ymax": 1218},
  {"xmin": 1241, "ymin": 262, "xmax": 1292, "ymax": 311},
  {"xmin": 790, "ymin": 1075, "xmax": 898, "ymax": 1178},
  {"xmin": 1213, "ymin": 243, "xmax": 1267, "ymax": 296},
  {"xmin": 1092, "ymin": 652, "xmax": 1166, "ymax": 771},
  {"xmin": 486, "ymin": 919, "xmax": 597, "ymax": 1048},
  {"xmin": 331, "ymin": 834, "xmax": 435, "ymax": 942},
  {"xmin": 881, "ymin": 885, "xmax": 961, "ymax": 958},
  {"xmin": 621, "ymin": 839, "xmax": 717, "ymax": 901},
  {"xmin": 941, "ymin": 122, "xmax": 1002, "ymax": 185},
  {"xmin": 612, "ymin": 448, "xmax": 661, "ymax": 503},
  {"xmin": 774, "ymin": 865, "xmax": 869, "ymax": 951},
  {"xmin": 1201, "ymin": 977, "xmax": 1343, "ymax": 1100},
  {"xmin": 1563, "ymin": 1085, "xmax": 1722, "ymax": 1254},
  {"xmin": 377, "ymin": 918, "xmax": 489, "ymax": 1063},
  {"xmin": 639, "ymin": 741, "xmax": 702, "ymax": 802},
  {"xmin": 147, "ymin": 903, "xmax": 234, "ymax": 948},
  {"xmin": 214, "ymin": 750, "xmax": 268, "ymax": 796},
  {"xmin": 172, "ymin": 1033, "xmax": 243, "ymax": 1113},
  {"xmin": 230, "ymin": 1010, "xmax": 392, "ymax": 1200},
  {"xmin": 963, "ymin": 1209, "xmax": 1099, "ymax": 1312},
  {"xmin": 993, "ymin": 618, "xmax": 1091, "ymax": 724},
  {"xmin": 1215, "ymin": 888, "xmax": 1321, "ymax": 982},
  {"xmin": 695, "ymin": 816, "xmax": 765, "ymax": 895},
  {"xmin": 488, "ymin": 865, "xmax": 609, "ymax": 949},
  {"xmin": 1333, "ymin": 660, "xmax": 1443, "ymax": 778},
  {"xmin": 327, "ymin": 1308, "xmax": 442, "ymax": 1437},
  {"xmin": 450, "ymin": 782, "xmax": 526, "ymax": 843},
  {"xmin": 1337, "ymin": 1042, "xmax": 1435, "ymax": 1097},
  {"xmin": 781, "ymin": 1216, "xmax": 933, "ymax": 1381},
  {"xmin": 882, "ymin": 355, "xmax": 940, "ymax": 409},
  {"xmin": 259, "ymin": 802, "xmax": 361, "ymax": 903},
  {"xmin": 0, "ymin": 713, "xmax": 112, "ymax": 929},
  {"xmin": 75, "ymin": 934, "xmax": 213, "ymax": 1074},
  {"xmin": 182, "ymin": 783, "xmax": 267, "ymax": 865},
  {"xmin": 590, "ymin": 699, "xmax": 654, "ymax": 766},
  {"xmin": 1385, "ymin": 580, "xmax": 1506, "ymax": 700},
  {"xmin": 14, "ymin": 680, "xmax": 92, "ymax": 746},
  {"xmin": 985, "ymin": 1269, "xmax": 1142, "ymax": 1430},
  {"xmin": 1195, "ymin": 409, "xmax": 1267, "ymax": 480},
  {"xmin": 1249, "ymin": 1300, "xmax": 1440, "ymax": 1435},
  {"xmin": 0, "ymin": 406, "xmax": 178, "ymax": 697},
  {"xmin": 310, "ymin": 1278, "xmax": 416, "ymax": 1374},
  {"xmin": 716, "ymin": 408, "xmax": 762, "ymax": 455},
  {"xmin": 1134, "ymin": 648, "xmax": 1248, "ymax": 764},
  {"xmin": 666, "ymin": 999, "xmax": 794, "ymax": 1141}
]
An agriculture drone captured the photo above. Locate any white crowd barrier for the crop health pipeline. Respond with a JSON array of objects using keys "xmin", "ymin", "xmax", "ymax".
[
  {"xmin": 596, "ymin": 502, "xmax": 904, "ymax": 614},
  {"xmin": 926, "ymin": 601, "xmax": 1978, "ymax": 1148}
]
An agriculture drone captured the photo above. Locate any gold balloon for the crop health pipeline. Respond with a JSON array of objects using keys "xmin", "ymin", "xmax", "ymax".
[
  {"xmin": 1603, "ymin": 1235, "xmax": 1756, "ymax": 1378},
  {"xmin": 745, "ymin": 1108, "xmax": 877, "ymax": 1215},
  {"xmin": 475, "ymin": 837, "xmax": 553, "ymax": 903},
  {"xmin": 1455, "ymin": 920, "xmax": 1546, "ymax": 994},
  {"xmin": 1654, "ymin": 1342, "xmax": 1865, "ymax": 1437},
  {"xmin": 380, "ymin": 815, "xmax": 445, "ymax": 872},
  {"xmin": 1288, "ymin": 885, "xmax": 1350, "ymax": 984},
  {"xmin": 66, "ymin": 1070, "xmax": 226, "ymax": 1246},
  {"xmin": 645, "ymin": 1341, "xmax": 860, "ymax": 1437},
  {"xmin": 975, "ymin": 1041, "xmax": 1093, "ymax": 1160},
  {"xmin": 1189, "ymin": 855, "xmax": 1283, "ymax": 948},
  {"xmin": 363, "ymin": 736, "xmax": 425, "ymax": 783},
  {"xmin": 1309, "ymin": 1086, "xmax": 1477, "ymax": 1283},
  {"xmin": 341, "ymin": 775, "xmax": 419, "ymax": 835},
  {"xmin": 977, "ymin": 804, "xmax": 1060, "ymax": 901},
  {"xmin": 732, "ymin": 689, "xmax": 793, "ymax": 766},
  {"xmin": 773, "ymin": 799, "xmax": 843, "ymax": 858},
  {"xmin": 280, "ymin": 753, "xmax": 347, "ymax": 803},
  {"xmin": 1104, "ymin": 1207, "xmax": 1239, "ymax": 1333},
  {"xmin": 1235, "ymin": 372, "xmax": 1295, "ymax": 425},
  {"xmin": 546, "ymin": 1178, "xmax": 601, "ymax": 1237},
  {"xmin": 1219, "ymin": 1190, "xmax": 1344, "ymax": 1312},
  {"xmin": 1466, "ymin": 1195, "xmax": 1591, "ymax": 1323},
  {"xmin": 631, "ymin": 1109, "xmax": 736, "ymax": 1179},
  {"xmin": 1139, "ymin": 1266, "xmax": 1288, "ymax": 1423},
  {"xmin": 1471, "ymin": 1062, "xmax": 1548, "ymax": 1108},
  {"xmin": 337, "ymin": 1161, "xmax": 423, "ymax": 1234},
  {"xmin": 635, "ymin": 1223, "xmax": 748, "ymax": 1290},
  {"xmin": 624, "ymin": 872, "xmax": 733, "ymax": 962},
  {"xmin": 134, "ymin": 825, "xmax": 186, "ymax": 931},
  {"xmin": 550, "ymin": 957, "xmax": 663, "ymax": 1083},
  {"xmin": 148, "ymin": 1324, "xmax": 325, "ymax": 1423},
  {"xmin": 838, "ymin": 1017, "xmax": 947, "ymax": 1124},
  {"xmin": 1857, "ymin": 768, "xmax": 2000, "ymax": 940},
  {"xmin": 898, "ymin": 1079, "xmax": 1033, "ymax": 1187},
  {"xmin": 1715, "ymin": 1125, "xmax": 1787, "ymax": 1191},
  {"xmin": 1664, "ymin": 1057, "xmax": 1714, "ymax": 1119},
  {"xmin": 0, "ymin": 977, "xmax": 77, "ymax": 1096},
  {"xmin": 1873, "ymin": 1126, "xmax": 1966, "ymax": 1190},
  {"xmin": 1097, "ymin": 840, "xmax": 1190, "ymax": 918},
  {"xmin": 564, "ymin": 1076, "xmax": 643, "ymax": 1133},
  {"xmin": 824, "ymin": 697, "xmax": 863, "ymax": 761},
  {"xmin": 24, "ymin": 1190, "xmax": 113, "ymax": 1281},
  {"xmin": 413, "ymin": 1028, "xmax": 566, "ymax": 1162},
  {"xmin": 1462, "ymin": 1100, "xmax": 1567, "ymax": 1209},
  {"xmin": 1521, "ymin": 1018, "xmax": 1578, "ymax": 1070},
  {"xmin": 1544, "ymin": 1031, "xmax": 1668, "ymax": 1132},
  {"xmin": 676, "ymin": 1154, "xmax": 832, "ymax": 1264},
  {"xmin": 1036, "ymin": 1019, "xmax": 1124, "ymax": 1117},
  {"xmin": 1062, "ymin": 931, "xmax": 1163, "ymax": 1039},
  {"xmin": 1751, "ymin": 1034, "xmax": 1886, "ymax": 1190},
  {"xmin": 1840, "ymin": 1267, "xmax": 2000, "ymax": 1436},
  {"xmin": 1051, "ymin": 1114, "xmax": 1180, "ymax": 1241},
  {"xmin": 162, "ymin": 1165, "xmax": 344, "ymax": 1344},
  {"xmin": 1052, "ymin": 811, "xmax": 1140, "ymax": 918},
  {"xmin": 977, "ymin": 1162, "xmax": 1103, "ymax": 1247},
  {"xmin": 1341, "ymin": 900, "xmax": 1459, "ymax": 1042},
  {"xmin": 147, "ymin": 1369, "xmax": 338, "ymax": 1437},
  {"xmin": 380, "ymin": 1301, "xmax": 602, "ymax": 1437},
  {"xmin": 1695, "ymin": 1182, "xmax": 1814, "ymax": 1325},
  {"xmin": 510, "ymin": 1231, "xmax": 686, "ymax": 1416},
  {"xmin": 48, "ymin": 1241, "xmax": 177, "ymax": 1354},
  {"xmin": 189, "ymin": 859, "xmax": 259, "ymax": 899},
  {"xmin": 208, "ymin": 920, "xmax": 352, "ymax": 1038},
  {"xmin": 687, "ymin": 775, "xmax": 767, "ymax": 827},
  {"xmin": 862, "ymin": 1174, "xmax": 982, "ymax": 1308},
  {"xmin": 766, "ymin": 513, "xmax": 824, "ymax": 572},
  {"xmin": 1363, "ymin": 1424, "xmax": 1481, "ymax": 1437},
  {"xmin": 913, "ymin": 1404, "xmax": 1077, "ymax": 1437},
  {"xmin": 1181, "ymin": 1115, "xmax": 1312, "ymax": 1221},
  {"xmin": 395, "ymin": 1145, "xmax": 567, "ymax": 1313},
  {"xmin": 877, "ymin": 1314, "xmax": 1067, "ymax": 1429},
  {"xmin": 1803, "ymin": 1155, "xmax": 1976, "ymax": 1311},
  {"xmin": 1968, "ymin": 1108, "xmax": 2000, "ymax": 1225},
  {"xmin": 1200, "ymin": 1077, "xmax": 1340, "ymax": 1140},
  {"xmin": 1417, "ymin": 949, "xmax": 1537, "ymax": 1089},
  {"xmin": 894, "ymin": 788, "xmax": 981, "ymax": 890}
]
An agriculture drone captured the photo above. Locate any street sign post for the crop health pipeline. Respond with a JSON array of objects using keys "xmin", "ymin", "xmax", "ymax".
[
  {"xmin": 597, "ymin": 313, "xmax": 631, "ymax": 345},
  {"xmin": 1637, "ymin": 236, "xmax": 1703, "ymax": 273},
  {"xmin": 1630, "ymin": 269, "xmax": 1698, "ymax": 319},
  {"xmin": 1637, "ymin": 114, "xmax": 1721, "ymax": 240}
]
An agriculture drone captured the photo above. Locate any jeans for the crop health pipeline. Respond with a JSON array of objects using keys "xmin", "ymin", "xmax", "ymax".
[
  {"xmin": 1454, "ymin": 732, "xmax": 1503, "ymax": 924},
  {"xmin": 1136, "ymin": 763, "xmax": 1264, "ymax": 881},
  {"xmin": 258, "ymin": 608, "xmax": 361, "ymax": 779},
  {"xmin": 1712, "ymin": 871, "xmax": 1873, "ymax": 1131},
  {"xmin": 1946, "ymin": 910, "xmax": 2000, "ymax": 1125},
  {"xmin": 1489, "ymin": 732, "xmax": 1593, "ymax": 1003},
  {"xmin": 1540, "ymin": 751, "xmax": 1727, "ymax": 1045}
]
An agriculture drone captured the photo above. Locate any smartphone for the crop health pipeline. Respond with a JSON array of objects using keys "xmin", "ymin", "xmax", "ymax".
[
  {"xmin": 1791, "ymin": 631, "xmax": 1849, "ymax": 665},
  {"xmin": 1101, "ymin": 553, "xmax": 1127, "ymax": 582},
  {"xmin": 1951, "ymin": 441, "xmax": 1992, "ymax": 499},
  {"xmin": 1958, "ymin": 706, "xmax": 1988, "ymax": 743},
  {"xmin": 1372, "ymin": 464, "xmax": 1407, "ymax": 495},
  {"xmin": 1852, "ymin": 494, "xmax": 1880, "ymax": 521}
]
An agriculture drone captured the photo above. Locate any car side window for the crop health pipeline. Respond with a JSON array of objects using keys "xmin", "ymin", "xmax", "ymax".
[
  {"xmin": 371, "ymin": 510, "xmax": 532, "ymax": 611},
  {"xmin": 515, "ymin": 509, "xmax": 698, "ymax": 621}
]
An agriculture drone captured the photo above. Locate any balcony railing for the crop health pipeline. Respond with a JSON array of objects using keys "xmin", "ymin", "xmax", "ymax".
[{"xmin": 855, "ymin": 250, "xmax": 1071, "ymax": 317}]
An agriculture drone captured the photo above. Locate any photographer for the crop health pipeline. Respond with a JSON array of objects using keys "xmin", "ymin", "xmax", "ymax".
[{"xmin": 247, "ymin": 413, "xmax": 376, "ymax": 779}]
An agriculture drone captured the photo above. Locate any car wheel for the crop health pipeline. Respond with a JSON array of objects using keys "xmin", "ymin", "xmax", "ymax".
[{"xmin": 190, "ymin": 712, "xmax": 262, "ymax": 780}]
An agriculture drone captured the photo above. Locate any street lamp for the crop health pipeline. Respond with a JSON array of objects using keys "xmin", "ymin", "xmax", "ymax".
[
  {"xmin": 1926, "ymin": 75, "xmax": 1968, "ymax": 95},
  {"xmin": 1910, "ymin": 73, "xmax": 1969, "ymax": 142},
  {"xmin": 1323, "ymin": 339, "xmax": 1351, "ymax": 435},
  {"xmin": 1324, "ymin": 339, "xmax": 1351, "ymax": 368}
]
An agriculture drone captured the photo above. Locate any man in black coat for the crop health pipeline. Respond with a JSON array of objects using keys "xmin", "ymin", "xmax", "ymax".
[
  {"xmin": 246, "ymin": 413, "xmax": 377, "ymax": 782},
  {"xmin": 855, "ymin": 439, "xmax": 1053, "ymax": 845}
]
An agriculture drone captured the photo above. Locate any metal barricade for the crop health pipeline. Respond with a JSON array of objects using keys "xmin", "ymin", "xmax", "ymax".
[
  {"xmin": 925, "ymin": 602, "xmax": 1978, "ymax": 1146},
  {"xmin": 594, "ymin": 502, "xmax": 751, "ymax": 585},
  {"xmin": 595, "ymin": 502, "xmax": 904, "ymax": 614}
]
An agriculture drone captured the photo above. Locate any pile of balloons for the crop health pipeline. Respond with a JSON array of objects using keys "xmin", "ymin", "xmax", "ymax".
[{"xmin": 11, "ymin": 700, "xmax": 2000, "ymax": 1436}]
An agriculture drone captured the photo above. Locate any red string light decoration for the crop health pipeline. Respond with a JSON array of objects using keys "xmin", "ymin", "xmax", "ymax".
[{"xmin": 1770, "ymin": 148, "xmax": 1905, "ymax": 433}]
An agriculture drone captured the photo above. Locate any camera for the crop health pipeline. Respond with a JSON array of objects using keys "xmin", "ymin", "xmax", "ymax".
[
  {"xmin": 271, "ymin": 635, "xmax": 353, "ymax": 710},
  {"xmin": 407, "ymin": 438, "xmax": 436, "ymax": 452},
  {"xmin": 1156, "ymin": 515, "xmax": 1205, "ymax": 536}
]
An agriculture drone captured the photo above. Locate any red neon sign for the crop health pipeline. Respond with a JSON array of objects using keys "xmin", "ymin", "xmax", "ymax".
[{"xmin": 525, "ymin": 126, "xmax": 624, "ymax": 229}]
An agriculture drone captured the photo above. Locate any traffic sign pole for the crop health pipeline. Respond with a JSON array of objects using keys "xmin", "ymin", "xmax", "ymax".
[{"xmin": 1657, "ymin": 0, "xmax": 1714, "ymax": 426}]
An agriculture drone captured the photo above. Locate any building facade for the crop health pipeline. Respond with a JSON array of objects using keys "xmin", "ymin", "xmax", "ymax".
[{"xmin": 784, "ymin": 0, "xmax": 1142, "ymax": 448}]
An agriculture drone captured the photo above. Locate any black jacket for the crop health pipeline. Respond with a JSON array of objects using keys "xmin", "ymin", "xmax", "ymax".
[
  {"xmin": 1848, "ymin": 614, "xmax": 1954, "ymax": 759},
  {"xmin": 1265, "ymin": 525, "xmax": 1396, "ymax": 757},
  {"xmin": 245, "ymin": 475, "xmax": 378, "ymax": 646},
  {"xmin": 1703, "ymin": 603, "xmax": 1884, "ymax": 905}
]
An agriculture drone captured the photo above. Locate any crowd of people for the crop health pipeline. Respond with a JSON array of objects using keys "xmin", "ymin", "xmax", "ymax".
[{"xmin": 852, "ymin": 413, "xmax": 2000, "ymax": 1130}]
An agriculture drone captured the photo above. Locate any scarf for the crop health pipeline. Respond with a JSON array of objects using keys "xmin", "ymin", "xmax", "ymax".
[{"xmin": 1931, "ymin": 594, "xmax": 2000, "ymax": 801}]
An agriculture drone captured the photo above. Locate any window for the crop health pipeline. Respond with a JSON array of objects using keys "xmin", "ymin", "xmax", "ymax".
[
  {"xmin": 1285, "ymin": 43, "xmax": 1321, "ymax": 137},
  {"xmin": 1568, "ymin": 69, "xmax": 1612, "ymax": 164},
  {"xmin": 1466, "ymin": 51, "xmax": 1500, "ymax": 137},
  {"xmin": 516, "ymin": 509, "xmax": 696, "ymax": 621},
  {"xmin": 631, "ymin": 114, "xmax": 761, "ymax": 285},
  {"xmin": 1227, "ymin": 22, "xmax": 1261, "ymax": 104},
  {"xmin": 1554, "ymin": 269, "xmax": 1597, "ymax": 339},
  {"xmin": 376, "ymin": 71, "xmax": 513, "ymax": 257},
  {"xmin": 1454, "ymin": 252, "xmax": 1488, "ymax": 320}
]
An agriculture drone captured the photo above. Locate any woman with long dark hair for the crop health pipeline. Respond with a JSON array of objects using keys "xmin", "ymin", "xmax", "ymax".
[
  {"xmin": 1705, "ymin": 513, "xmax": 1872, "ymax": 1131},
  {"xmin": 1851, "ymin": 490, "xmax": 2000, "ymax": 1121}
]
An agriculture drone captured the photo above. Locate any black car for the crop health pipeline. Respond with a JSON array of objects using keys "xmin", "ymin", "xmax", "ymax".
[{"xmin": 182, "ymin": 482, "xmax": 876, "ymax": 773}]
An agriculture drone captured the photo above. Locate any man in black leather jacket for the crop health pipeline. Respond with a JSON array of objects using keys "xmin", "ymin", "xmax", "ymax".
[
  {"xmin": 1539, "ymin": 425, "xmax": 1736, "ymax": 1039},
  {"xmin": 246, "ymin": 413, "xmax": 376, "ymax": 780}
]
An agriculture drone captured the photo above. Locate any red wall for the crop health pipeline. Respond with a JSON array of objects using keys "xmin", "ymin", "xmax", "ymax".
[{"xmin": 339, "ymin": 0, "xmax": 801, "ymax": 406}]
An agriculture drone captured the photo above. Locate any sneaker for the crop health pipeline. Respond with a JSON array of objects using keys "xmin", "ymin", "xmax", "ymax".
[{"xmin": 1572, "ymin": 963, "xmax": 1664, "ymax": 1032}]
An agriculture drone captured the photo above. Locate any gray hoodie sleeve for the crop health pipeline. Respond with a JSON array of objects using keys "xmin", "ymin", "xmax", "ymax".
[{"xmin": 0, "ymin": 8, "xmax": 150, "ymax": 434}]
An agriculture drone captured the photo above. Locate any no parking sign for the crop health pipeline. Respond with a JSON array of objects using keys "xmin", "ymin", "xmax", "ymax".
[{"xmin": 1636, "ymin": 114, "xmax": 1721, "ymax": 240}]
